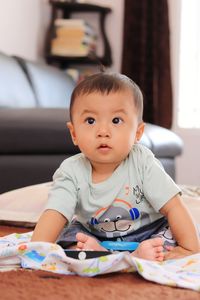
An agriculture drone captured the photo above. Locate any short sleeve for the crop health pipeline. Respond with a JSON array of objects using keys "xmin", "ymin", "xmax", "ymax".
[
  {"xmin": 137, "ymin": 145, "xmax": 181, "ymax": 212},
  {"xmin": 45, "ymin": 161, "xmax": 78, "ymax": 223}
]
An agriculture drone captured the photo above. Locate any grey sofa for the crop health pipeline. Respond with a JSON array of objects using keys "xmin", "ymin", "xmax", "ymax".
[{"xmin": 0, "ymin": 52, "xmax": 183, "ymax": 193}]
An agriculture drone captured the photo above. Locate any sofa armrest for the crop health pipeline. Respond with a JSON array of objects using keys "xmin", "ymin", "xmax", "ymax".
[
  {"xmin": 141, "ymin": 123, "xmax": 183, "ymax": 158},
  {"xmin": 140, "ymin": 123, "xmax": 183, "ymax": 179}
]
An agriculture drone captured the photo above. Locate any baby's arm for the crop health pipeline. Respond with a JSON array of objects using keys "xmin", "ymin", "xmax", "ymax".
[
  {"xmin": 31, "ymin": 209, "xmax": 67, "ymax": 242},
  {"xmin": 160, "ymin": 194, "xmax": 200, "ymax": 259}
]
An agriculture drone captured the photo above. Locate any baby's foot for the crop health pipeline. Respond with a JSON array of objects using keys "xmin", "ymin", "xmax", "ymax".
[
  {"xmin": 76, "ymin": 232, "xmax": 106, "ymax": 251},
  {"xmin": 132, "ymin": 237, "xmax": 164, "ymax": 261}
]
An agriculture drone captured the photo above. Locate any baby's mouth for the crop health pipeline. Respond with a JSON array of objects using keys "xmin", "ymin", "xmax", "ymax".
[{"xmin": 98, "ymin": 144, "xmax": 111, "ymax": 149}]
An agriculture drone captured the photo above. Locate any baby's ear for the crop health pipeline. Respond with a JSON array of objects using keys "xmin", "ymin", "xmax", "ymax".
[
  {"xmin": 136, "ymin": 122, "xmax": 145, "ymax": 142},
  {"xmin": 67, "ymin": 122, "xmax": 77, "ymax": 145}
]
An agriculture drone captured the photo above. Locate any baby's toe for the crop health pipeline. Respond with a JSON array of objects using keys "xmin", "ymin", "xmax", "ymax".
[
  {"xmin": 76, "ymin": 241, "xmax": 84, "ymax": 249},
  {"xmin": 76, "ymin": 232, "xmax": 88, "ymax": 243}
]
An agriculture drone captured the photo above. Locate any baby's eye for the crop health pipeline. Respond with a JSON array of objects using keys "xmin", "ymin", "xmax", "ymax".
[
  {"xmin": 85, "ymin": 117, "xmax": 95, "ymax": 125},
  {"xmin": 112, "ymin": 117, "xmax": 123, "ymax": 124}
]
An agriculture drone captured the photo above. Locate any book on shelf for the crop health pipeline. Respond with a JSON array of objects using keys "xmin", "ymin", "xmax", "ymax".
[{"xmin": 51, "ymin": 18, "xmax": 97, "ymax": 57}]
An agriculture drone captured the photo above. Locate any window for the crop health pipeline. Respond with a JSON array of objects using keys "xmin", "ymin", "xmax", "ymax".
[{"xmin": 178, "ymin": 0, "xmax": 200, "ymax": 128}]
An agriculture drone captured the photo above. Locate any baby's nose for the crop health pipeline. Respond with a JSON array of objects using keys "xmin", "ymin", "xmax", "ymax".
[{"xmin": 97, "ymin": 125, "xmax": 111, "ymax": 137}]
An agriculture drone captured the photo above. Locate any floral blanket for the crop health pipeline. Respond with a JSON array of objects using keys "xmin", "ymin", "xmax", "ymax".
[{"xmin": 0, "ymin": 231, "xmax": 200, "ymax": 292}]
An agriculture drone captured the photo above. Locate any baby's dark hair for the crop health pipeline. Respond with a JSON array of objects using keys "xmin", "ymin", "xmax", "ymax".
[{"xmin": 69, "ymin": 72, "xmax": 143, "ymax": 122}]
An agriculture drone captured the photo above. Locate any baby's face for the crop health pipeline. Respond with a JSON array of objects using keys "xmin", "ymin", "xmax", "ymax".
[{"xmin": 68, "ymin": 90, "xmax": 144, "ymax": 169}]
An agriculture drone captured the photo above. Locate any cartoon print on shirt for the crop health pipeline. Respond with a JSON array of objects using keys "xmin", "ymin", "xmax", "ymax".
[
  {"xmin": 88, "ymin": 198, "xmax": 150, "ymax": 238},
  {"xmin": 133, "ymin": 185, "xmax": 146, "ymax": 204}
]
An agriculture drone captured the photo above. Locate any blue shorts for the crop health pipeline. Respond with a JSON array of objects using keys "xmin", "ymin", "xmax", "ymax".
[{"xmin": 57, "ymin": 217, "xmax": 177, "ymax": 247}]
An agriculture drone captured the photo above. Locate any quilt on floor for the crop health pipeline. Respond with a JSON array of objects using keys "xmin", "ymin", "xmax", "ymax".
[{"xmin": 0, "ymin": 231, "xmax": 200, "ymax": 292}]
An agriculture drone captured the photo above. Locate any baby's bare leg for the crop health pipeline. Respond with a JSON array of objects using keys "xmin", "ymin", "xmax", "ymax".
[
  {"xmin": 76, "ymin": 232, "xmax": 106, "ymax": 251},
  {"xmin": 132, "ymin": 237, "xmax": 164, "ymax": 261}
]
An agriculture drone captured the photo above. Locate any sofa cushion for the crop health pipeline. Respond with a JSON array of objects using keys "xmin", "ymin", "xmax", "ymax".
[
  {"xmin": 24, "ymin": 60, "xmax": 75, "ymax": 107},
  {"xmin": 0, "ymin": 108, "xmax": 78, "ymax": 154},
  {"xmin": 0, "ymin": 52, "xmax": 36, "ymax": 107}
]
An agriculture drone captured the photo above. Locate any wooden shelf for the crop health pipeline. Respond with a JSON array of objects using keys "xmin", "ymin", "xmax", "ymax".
[
  {"xmin": 49, "ymin": 1, "xmax": 111, "ymax": 14},
  {"xmin": 46, "ymin": 53, "xmax": 108, "ymax": 68},
  {"xmin": 45, "ymin": 1, "xmax": 112, "ymax": 68}
]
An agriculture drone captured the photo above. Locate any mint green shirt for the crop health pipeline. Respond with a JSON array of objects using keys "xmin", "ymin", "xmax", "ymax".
[{"xmin": 46, "ymin": 144, "xmax": 181, "ymax": 238}]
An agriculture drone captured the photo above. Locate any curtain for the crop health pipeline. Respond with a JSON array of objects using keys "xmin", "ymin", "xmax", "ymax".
[{"xmin": 121, "ymin": 0, "xmax": 172, "ymax": 129}]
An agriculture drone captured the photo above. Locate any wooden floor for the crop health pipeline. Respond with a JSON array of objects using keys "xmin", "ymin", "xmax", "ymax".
[{"xmin": 0, "ymin": 225, "xmax": 31, "ymax": 237}]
